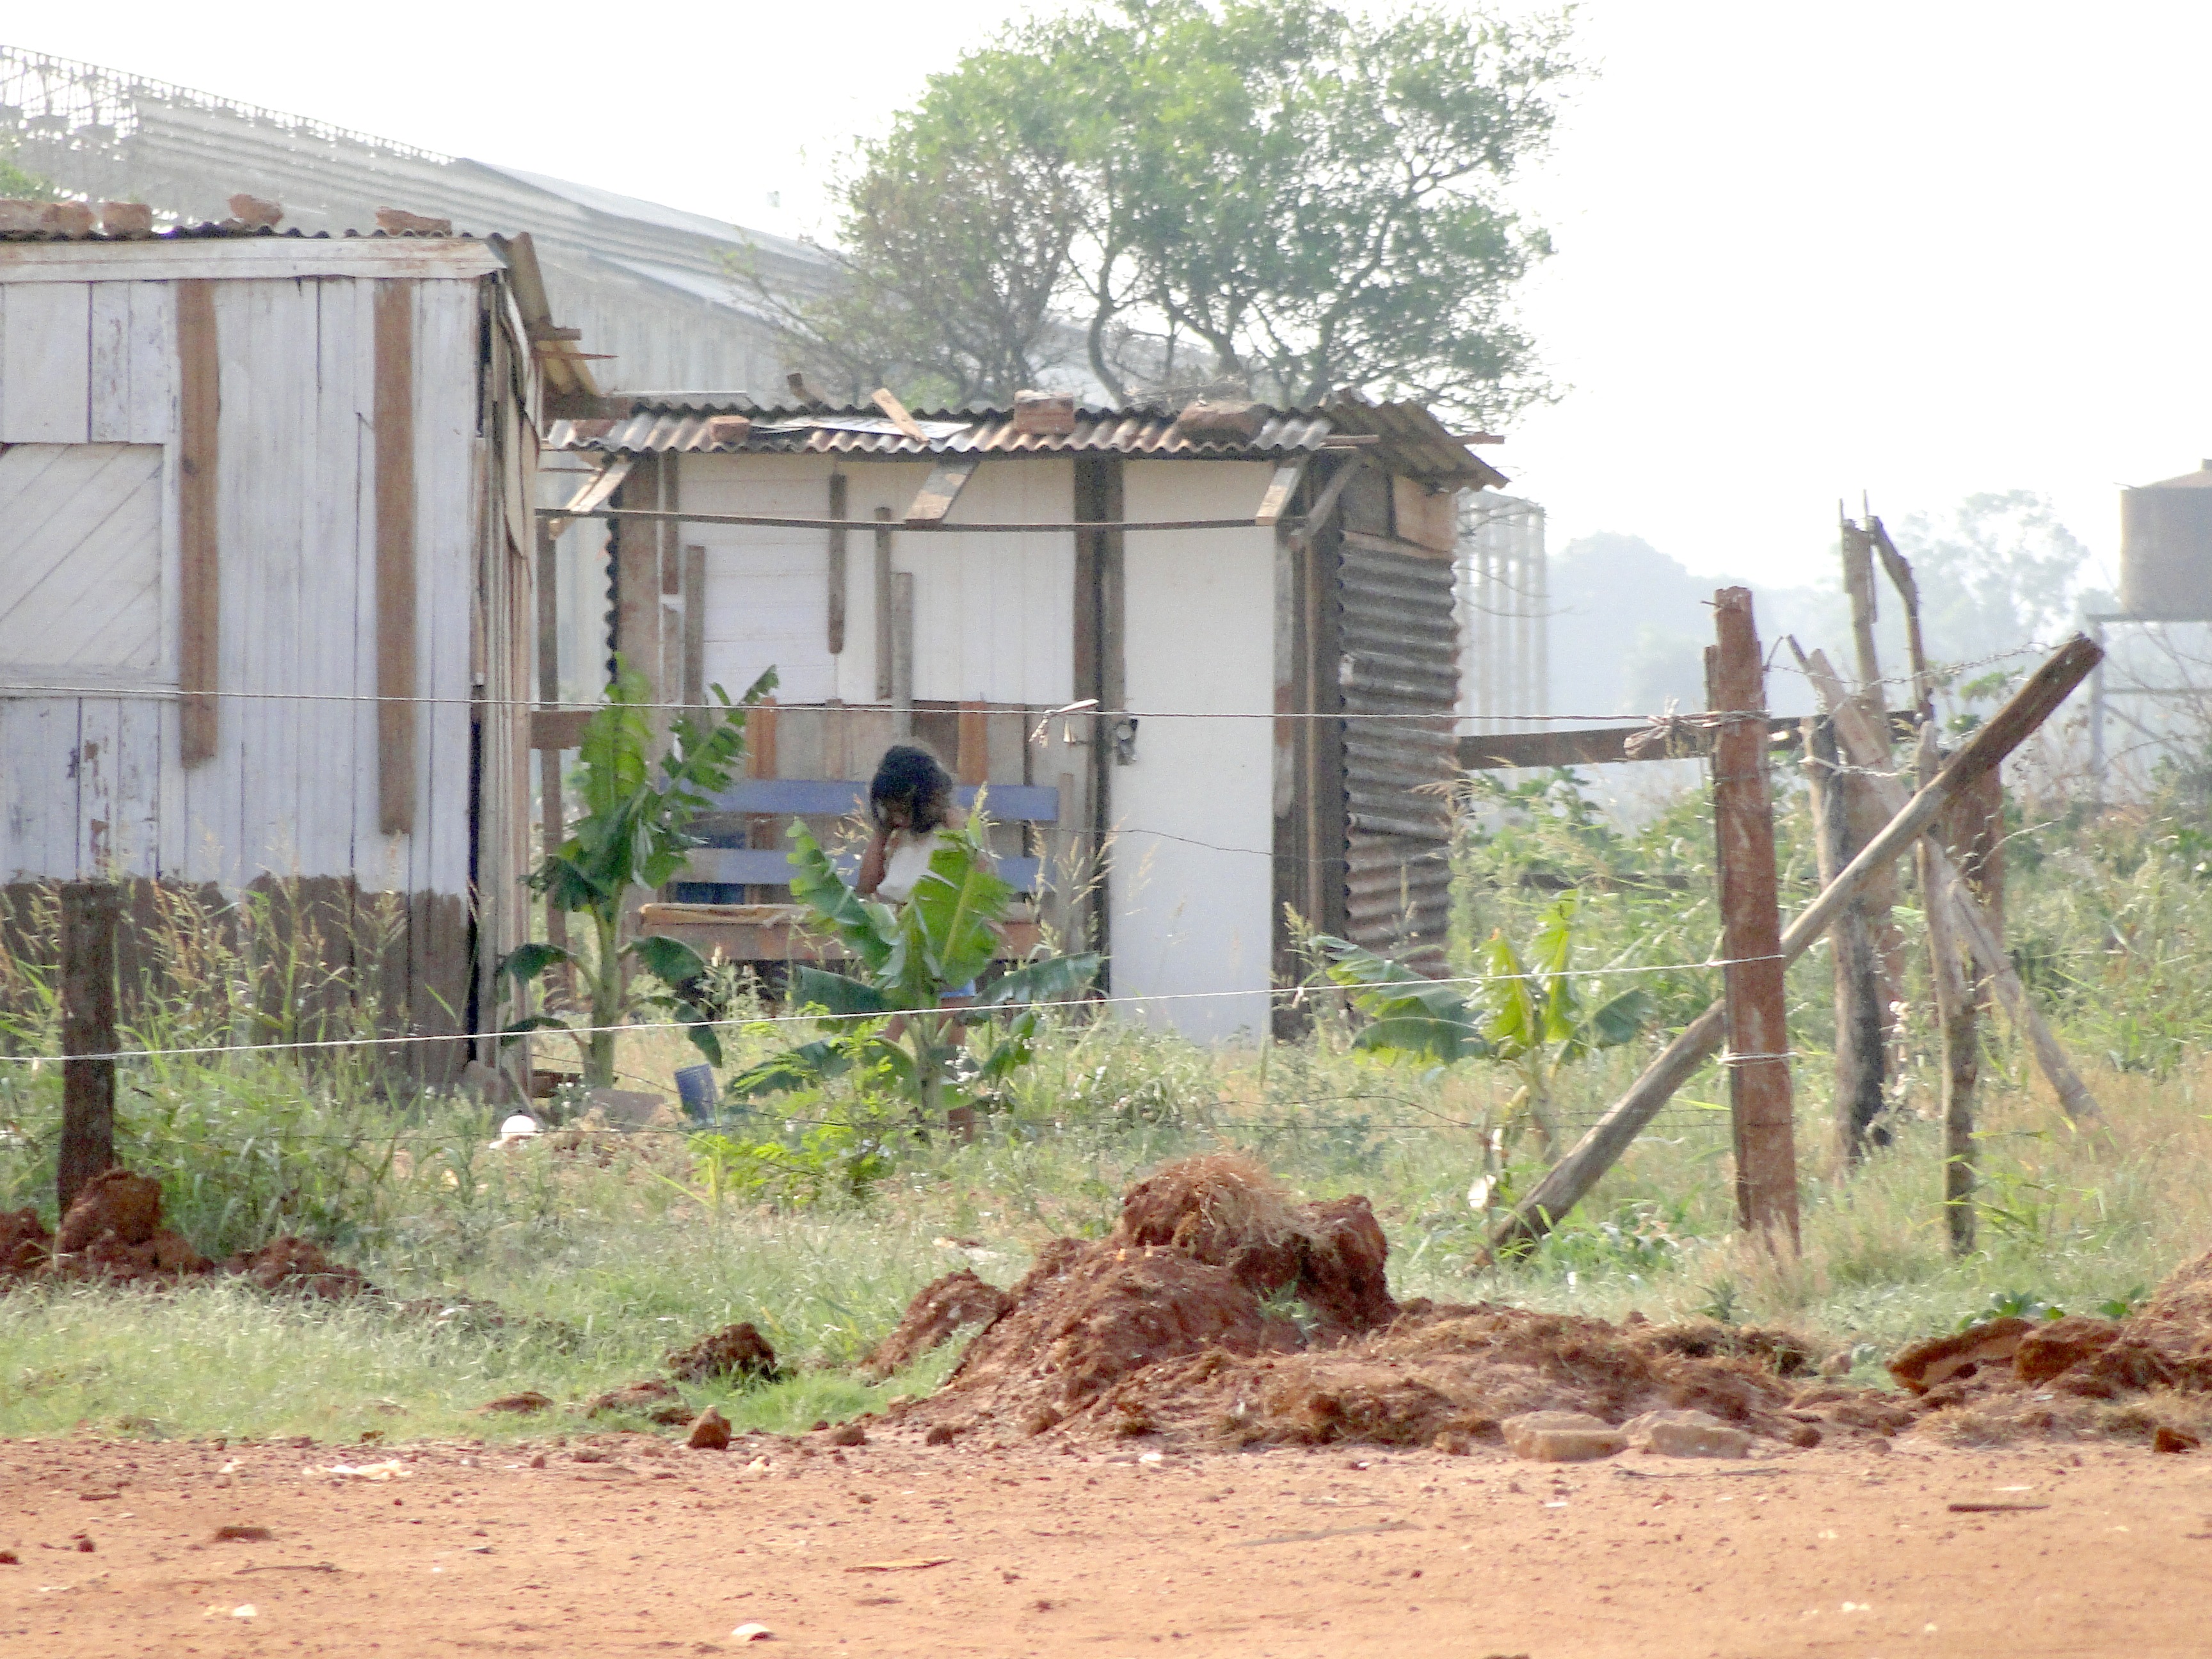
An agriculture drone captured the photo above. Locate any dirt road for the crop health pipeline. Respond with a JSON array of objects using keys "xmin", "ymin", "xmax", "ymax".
[{"xmin": 1, "ymin": 1432, "xmax": 2205, "ymax": 1656}]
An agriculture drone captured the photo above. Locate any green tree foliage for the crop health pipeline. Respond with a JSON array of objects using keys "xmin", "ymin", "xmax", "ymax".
[
  {"xmin": 0, "ymin": 146, "xmax": 59, "ymax": 202},
  {"xmin": 501, "ymin": 661, "xmax": 775, "ymax": 1086},
  {"xmin": 748, "ymin": 0, "xmax": 1574, "ymax": 419}
]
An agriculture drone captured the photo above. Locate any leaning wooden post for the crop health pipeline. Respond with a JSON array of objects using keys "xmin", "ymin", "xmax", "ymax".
[
  {"xmin": 1489, "ymin": 634, "xmax": 2104, "ymax": 1254},
  {"xmin": 1708, "ymin": 589, "xmax": 1799, "ymax": 1247},
  {"xmin": 58, "ymin": 882, "xmax": 121, "ymax": 1219},
  {"xmin": 1799, "ymin": 645, "xmax": 2100, "ymax": 1125}
]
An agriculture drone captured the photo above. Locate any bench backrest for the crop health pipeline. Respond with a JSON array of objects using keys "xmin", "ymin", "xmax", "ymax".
[{"xmin": 675, "ymin": 779, "xmax": 1059, "ymax": 898}]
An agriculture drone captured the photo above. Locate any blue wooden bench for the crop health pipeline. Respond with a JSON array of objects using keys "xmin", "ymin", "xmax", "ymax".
[{"xmin": 669, "ymin": 779, "xmax": 1058, "ymax": 902}]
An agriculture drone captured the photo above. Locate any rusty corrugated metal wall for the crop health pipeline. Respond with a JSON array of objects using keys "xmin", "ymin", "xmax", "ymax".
[{"xmin": 1338, "ymin": 538, "xmax": 1458, "ymax": 974}]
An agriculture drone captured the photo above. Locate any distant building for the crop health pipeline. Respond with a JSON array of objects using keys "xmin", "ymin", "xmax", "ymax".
[{"xmin": 549, "ymin": 394, "xmax": 1505, "ymax": 1030}]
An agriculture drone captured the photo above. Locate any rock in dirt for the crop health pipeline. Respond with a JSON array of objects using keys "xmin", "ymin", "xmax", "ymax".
[
  {"xmin": 1889, "ymin": 1318, "xmax": 2034, "ymax": 1394},
  {"xmin": 862, "ymin": 1270, "xmax": 1013, "ymax": 1380},
  {"xmin": 588, "ymin": 1379, "xmax": 687, "ymax": 1422},
  {"xmin": 0, "ymin": 1209, "xmax": 52, "ymax": 1278},
  {"xmin": 2153, "ymin": 1425, "xmax": 2200, "ymax": 1454},
  {"xmin": 212, "ymin": 1525, "xmax": 273, "ymax": 1542},
  {"xmin": 2014, "ymin": 1316, "xmax": 2124, "ymax": 1384},
  {"xmin": 1503, "ymin": 1411, "xmax": 1624, "ymax": 1463},
  {"xmin": 223, "ymin": 1237, "xmax": 373, "ymax": 1299},
  {"xmin": 1623, "ymin": 1409, "xmax": 1749, "ymax": 1458},
  {"xmin": 665, "ymin": 1322, "xmax": 780, "ymax": 1384},
  {"xmin": 479, "ymin": 1392, "xmax": 554, "ymax": 1415},
  {"xmin": 828, "ymin": 1422, "xmax": 867, "ymax": 1447},
  {"xmin": 687, "ymin": 1408, "xmax": 733, "ymax": 1451}
]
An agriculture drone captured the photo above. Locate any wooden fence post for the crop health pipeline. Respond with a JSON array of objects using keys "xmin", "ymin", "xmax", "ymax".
[
  {"xmin": 59, "ymin": 881, "xmax": 121, "ymax": 1219},
  {"xmin": 1709, "ymin": 589, "xmax": 1799, "ymax": 1247},
  {"xmin": 1490, "ymin": 633, "xmax": 2103, "ymax": 1255},
  {"xmin": 1805, "ymin": 714, "xmax": 1887, "ymax": 1158}
]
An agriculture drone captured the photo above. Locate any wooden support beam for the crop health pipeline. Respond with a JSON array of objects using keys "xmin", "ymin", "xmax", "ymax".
[
  {"xmin": 826, "ymin": 472, "xmax": 848, "ymax": 657},
  {"xmin": 1490, "ymin": 632, "xmax": 2103, "ymax": 1253},
  {"xmin": 956, "ymin": 701, "xmax": 989, "ymax": 786},
  {"xmin": 1254, "ymin": 457, "xmax": 1308, "ymax": 528},
  {"xmin": 176, "ymin": 280, "xmax": 220, "ymax": 766},
  {"xmin": 58, "ymin": 881, "xmax": 119, "ymax": 1219},
  {"xmin": 1708, "ymin": 589, "xmax": 1799, "ymax": 1247},
  {"xmin": 904, "ymin": 454, "xmax": 981, "ymax": 527},
  {"xmin": 873, "ymin": 508, "xmax": 895, "ymax": 701},
  {"xmin": 1286, "ymin": 454, "xmax": 1364, "ymax": 550},
  {"xmin": 682, "ymin": 543, "xmax": 706, "ymax": 709},
  {"xmin": 374, "ymin": 280, "xmax": 418, "ymax": 836}
]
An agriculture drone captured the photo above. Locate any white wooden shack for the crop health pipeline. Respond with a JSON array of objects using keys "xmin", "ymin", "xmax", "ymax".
[
  {"xmin": 547, "ymin": 395, "xmax": 1505, "ymax": 1039},
  {"xmin": 0, "ymin": 213, "xmax": 592, "ymax": 1075}
]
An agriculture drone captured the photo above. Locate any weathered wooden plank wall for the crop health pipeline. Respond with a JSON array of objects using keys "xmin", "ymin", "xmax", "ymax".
[{"xmin": 0, "ymin": 244, "xmax": 527, "ymax": 1075}]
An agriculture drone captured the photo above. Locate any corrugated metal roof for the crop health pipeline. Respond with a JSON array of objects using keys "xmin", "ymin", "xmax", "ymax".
[{"xmin": 551, "ymin": 395, "xmax": 1507, "ymax": 486}]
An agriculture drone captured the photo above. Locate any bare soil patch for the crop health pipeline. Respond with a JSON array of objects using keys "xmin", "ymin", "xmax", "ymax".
[{"xmin": 1, "ymin": 1431, "xmax": 2204, "ymax": 1657}]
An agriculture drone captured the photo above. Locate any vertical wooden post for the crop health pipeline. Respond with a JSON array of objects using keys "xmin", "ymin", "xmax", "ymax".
[
  {"xmin": 1916, "ymin": 724, "xmax": 1979, "ymax": 1254},
  {"xmin": 176, "ymin": 280, "xmax": 220, "ymax": 767},
  {"xmin": 1708, "ymin": 588, "xmax": 1799, "ymax": 1247},
  {"xmin": 826, "ymin": 472, "xmax": 848, "ymax": 657},
  {"xmin": 58, "ymin": 882, "xmax": 120, "ymax": 1220},
  {"xmin": 374, "ymin": 280, "xmax": 418, "ymax": 837},
  {"xmin": 956, "ymin": 701, "xmax": 990, "ymax": 785},
  {"xmin": 534, "ymin": 524, "xmax": 571, "ymax": 1005},
  {"xmin": 1836, "ymin": 511, "xmax": 1903, "ymax": 1118},
  {"xmin": 681, "ymin": 543, "xmax": 707, "ymax": 712},
  {"xmin": 1806, "ymin": 714, "xmax": 1886, "ymax": 1157},
  {"xmin": 873, "ymin": 508, "xmax": 895, "ymax": 702},
  {"xmin": 890, "ymin": 576, "xmax": 915, "ymax": 739}
]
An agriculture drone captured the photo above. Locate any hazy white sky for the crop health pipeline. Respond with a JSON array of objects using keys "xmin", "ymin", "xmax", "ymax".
[{"xmin": 22, "ymin": 1, "xmax": 2212, "ymax": 589}]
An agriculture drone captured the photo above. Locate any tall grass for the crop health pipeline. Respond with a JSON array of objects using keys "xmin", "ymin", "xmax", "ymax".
[{"xmin": 3, "ymin": 767, "xmax": 2211, "ymax": 1438}]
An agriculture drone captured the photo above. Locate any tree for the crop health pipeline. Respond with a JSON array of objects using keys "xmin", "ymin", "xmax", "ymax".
[
  {"xmin": 748, "ymin": 0, "xmax": 1574, "ymax": 421},
  {"xmin": 0, "ymin": 146, "xmax": 59, "ymax": 202},
  {"xmin": 1887, "ymin": 491, "xmax": 2094, "ymax": 678},
  {"xmin": 501, "ymin": 662, "xmax": 774, "ymax": 1087}
]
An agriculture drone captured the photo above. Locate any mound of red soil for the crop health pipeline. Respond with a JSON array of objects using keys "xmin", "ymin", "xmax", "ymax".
[
  {"xmin": 666, "ymin": 1322, "xmax": 780, "ymax": 1384},
  {"xmin": 0, "ymin": 1209, "xmax": 52, "ymax": 1279},
  {"xmin": 1878, "ymin": 1248, "xmax": 2212, "ymax": 1443},
  {"xmin": 47, "ymin": 1169, "xmax": 210, "ymax": 1285},
  {"xmin": 223, "ymin": 1237, "xmax": 374, "ymax": 1299},
  {"xmin": 56, "ymin": 1169, "xmax": 163, "ymax": 1253},
  {"xmin": 891, "ymin": 1156, "xmax": 1836, "ymax": 1454},
  {"xmin": 861, "ymin": 1269, "xmax": 1013, "ymax": 1381}
]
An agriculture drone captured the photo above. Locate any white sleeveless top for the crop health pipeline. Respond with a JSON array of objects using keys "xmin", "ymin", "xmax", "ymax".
[{"xmin": 877, "ymin": 830, "xmax": 947, "ymax": 905}]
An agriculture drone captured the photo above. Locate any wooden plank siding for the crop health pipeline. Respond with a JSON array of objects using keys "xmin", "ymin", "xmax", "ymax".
[{"xmin": 0, "ymin": 242, "xmax": 541, "ymax": 1082}]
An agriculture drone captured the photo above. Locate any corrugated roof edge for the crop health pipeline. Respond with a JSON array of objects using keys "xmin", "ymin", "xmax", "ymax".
[
  {"xmin": 0, "ymin": 221, "xmax": 487, "ymax": 243},
  {"xmin": 553, "ymin": 395, "xmax": 1507, "ymax": 487}
]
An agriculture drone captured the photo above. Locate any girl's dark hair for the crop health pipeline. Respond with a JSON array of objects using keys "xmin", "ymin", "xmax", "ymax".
[{"xmin": 869, "ymin": 744, "xmax": 952, "ymax": 832}]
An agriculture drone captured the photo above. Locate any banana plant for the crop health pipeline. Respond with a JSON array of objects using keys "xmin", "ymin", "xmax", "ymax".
[
  {"xmin": 728, "ymin": 817, "xmax": 1100, "ymax": 1120},
  {"xmin": 1313, "ymin": 896, "xmax": 1655, "ymax": 1157},
  {"xmin": 499, "ymin": 660, "xmax": 776, "ymax": 1087},
  {"xmin": 1479, "ymin": 900, "xmax": 1656, "ymax": 1157}
]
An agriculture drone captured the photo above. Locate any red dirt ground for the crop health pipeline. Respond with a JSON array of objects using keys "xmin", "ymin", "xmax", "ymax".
[{"xmin": 3, "ymin": 1432, "xmax": 2207, "ymax": 1657}]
